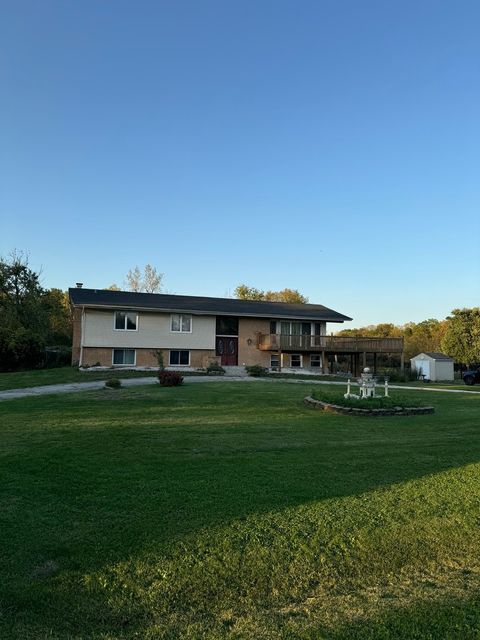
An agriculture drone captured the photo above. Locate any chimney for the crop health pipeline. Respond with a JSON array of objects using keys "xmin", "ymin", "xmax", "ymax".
[{"xmin": 76, "ymin": 282, "xmax": 83, "ymax": 288}]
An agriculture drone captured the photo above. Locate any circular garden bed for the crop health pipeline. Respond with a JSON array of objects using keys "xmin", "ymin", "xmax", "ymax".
[{"xmin": 304, "ymin": 395, "xmax": 434, "ymax": 417}]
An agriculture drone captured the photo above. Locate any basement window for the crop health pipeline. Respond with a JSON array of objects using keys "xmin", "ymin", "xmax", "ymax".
[
  {"xmin": 310, "ymin": 354, "xmax": 321, "ymax": 368},
  {"xmin": 169, "ymin": 350, "xmax": 190, "ymax": 366},
  {"xmin": 291, "ymin": 354, "xmax": 302, "ymax": 368},
  {"xmin": 112, "ymin": 349, "xmax": 136, "ymax": 365}
]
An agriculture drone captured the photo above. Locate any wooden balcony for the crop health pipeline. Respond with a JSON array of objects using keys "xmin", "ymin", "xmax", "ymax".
[{"xmin": 257, "ymin": 334, "xmax": 404, "ymax": 354}]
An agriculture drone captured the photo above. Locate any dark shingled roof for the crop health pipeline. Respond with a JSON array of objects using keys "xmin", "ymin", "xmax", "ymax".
[
  {"xmin": 423, "ymin": 352, "xmax": 454, "ymax": 361},
  {"xmin": 69, "ymin": 288, "xmax": 352, "ymax": 323}
]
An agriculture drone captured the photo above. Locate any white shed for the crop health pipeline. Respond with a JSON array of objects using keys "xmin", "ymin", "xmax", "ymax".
[{"xmin": 410, "ymin": 352, "xmax": 454, "ymax": 381}]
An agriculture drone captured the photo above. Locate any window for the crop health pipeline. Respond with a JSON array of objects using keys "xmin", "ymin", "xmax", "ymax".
[
  {"xmin": 114, "ymin": 311, "xmax": 137, "ymax": 331},
  {"xmin": 291, "ymin": 354, "xmax": 302, "ymax": 368},
  {"xmin": 216, "ymin": 316, "xmax": 238, "ymax": 335},
  {"xmin": 171, "ymin": 314, "xmax": 192, "ymax": 333},
  {"xmin": 270, "ymin": 354, "xmax": 279, "ymax": 370},
  {"xmin": 112, "ymin": 349, "xmax": 136, "ymax": 365},
  {"xmin": 310, "ymin": 354, "xmax": 321, "ymax": 368},
  {"xmin": 280, "ymin": 321, "xmax": 312, "ymax": 335},
  {"xmin": 169, "ymin": 350, "xmax": 190, "ymax": 366}
]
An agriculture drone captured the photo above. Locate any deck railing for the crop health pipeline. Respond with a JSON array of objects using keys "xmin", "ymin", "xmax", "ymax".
[{"xmin": 257, "ymin": 334, "xmax": 404, "ymax": 353}]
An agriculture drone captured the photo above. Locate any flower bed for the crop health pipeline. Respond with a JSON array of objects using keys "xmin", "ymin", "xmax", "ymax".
[{"xmin": 304, "ymin": 396, "xmax": 434, "ymax": 416}]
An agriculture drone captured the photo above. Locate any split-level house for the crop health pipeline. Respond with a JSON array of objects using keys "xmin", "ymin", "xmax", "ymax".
[{"xmin": 69, "ymin": 286, "xmax": 404, "ymax": 373}]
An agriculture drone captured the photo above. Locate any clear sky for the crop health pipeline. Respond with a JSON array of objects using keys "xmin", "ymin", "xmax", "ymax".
[{"xmin": 1, "ymin": 0, "xmax": 479, "ymax": 328}]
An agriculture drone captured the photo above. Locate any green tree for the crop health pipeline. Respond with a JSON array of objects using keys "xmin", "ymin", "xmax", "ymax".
[
  {"xmin": 0, "ymin": 252, "xmax": 50, "ymax": 370},
  {"xmin": 441, "ymin": 308, "xmax": 480, "ymax": 364},
  {"xmin": 43, "ymin": 288, "xmax": 73, "ymax": 345},
  {"xmin": 234, "ymin": 284, "xmax": 265, "ymax": 300},
  {"xmin": 235, "ymin": 284, "xmax": 308, "ymax": 304},
  {"xmin": 403, "ymin": 318, "xmax": 448, "ymax": 360}
]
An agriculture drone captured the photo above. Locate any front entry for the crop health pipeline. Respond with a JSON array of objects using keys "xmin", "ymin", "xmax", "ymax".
[{"xmin": 216, "ymin": 337, "xmax": 238, "ymax": 366}]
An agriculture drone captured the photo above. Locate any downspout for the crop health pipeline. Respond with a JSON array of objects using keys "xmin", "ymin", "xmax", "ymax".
[{"xmin": 79, "ymin": 306, "xmax": 85, "ymax": 367}]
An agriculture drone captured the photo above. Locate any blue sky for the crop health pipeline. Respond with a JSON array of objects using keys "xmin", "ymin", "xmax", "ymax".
[{"xmin": 1, "ymin": 0, "xmax": 479, "ymax": 327}]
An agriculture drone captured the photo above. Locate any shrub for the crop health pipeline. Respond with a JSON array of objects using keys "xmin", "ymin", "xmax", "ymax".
[
  {"xmin": 105, "ymin": 378, "xmax": 122, "ymax": 389},
  {"xmin": 158, "ymin": 371, "xmax": 184, "ymax": 387},
  {"xmin": 311, "ymin": 388, "xmax": 426, "ymax": 409},
  {"xmin": 382, "ymin": 367, "xmax": 418, "ymax": 383},
  {"xmin": 245, "ymin": 365, "xmax": 269, "ymax": 377},
  {"xmin": 206, "ymin": 362, "xmax": 225, "ymax": 375}
]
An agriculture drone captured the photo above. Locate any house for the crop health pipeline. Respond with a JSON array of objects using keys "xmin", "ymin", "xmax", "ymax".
[
  {"xmin": 410, "ymin": 352, "xmax": 454, "ymax": 381},
  {"xmin": 69, "ymin": 286, "xmax": 404, "ymax": 374}
]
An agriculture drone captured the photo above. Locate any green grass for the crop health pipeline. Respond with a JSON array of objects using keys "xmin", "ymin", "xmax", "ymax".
[
  {"xmin": 0, "ymin": 367, "xmax": 211, "ymax": 391},
  {"xmin": 0, "ymin": 366, "xmax": 158, "ymax": 390},
  {"xmin": 1, "ymin": 382, "xmax": 480, "ymax": 638}
]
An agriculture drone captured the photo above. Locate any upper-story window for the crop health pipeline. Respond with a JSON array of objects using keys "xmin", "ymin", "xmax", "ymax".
[
  {"xmin": 114, "ymin": 311, "xmax": 138, "ymax": 331},
  {"xmin": 171, "ymin": 313, "xmax": 192, "ymax": 333},
  {"xmin": 216, "ymin": 316, "xmax": 238, "ymax": 336}
]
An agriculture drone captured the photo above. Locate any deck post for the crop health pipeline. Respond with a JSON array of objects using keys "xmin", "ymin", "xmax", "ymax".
[
  {"xmin": 278, "ymin": 348, "xmax": 282, "ymax": 372},
  {"xmin": 322, "ymin": 350, "xmax": 327, "ymax": 374},
  {"xmin": 373, "ymin": 352, "xmax": 377, "ymax": 375},
  {"xmin": 400, "ymin": 352, "xmax": 405, "ymax": 371},
  {"xmin": 362, "ymin": 351, "xmax": 367, "ymax": 369}
]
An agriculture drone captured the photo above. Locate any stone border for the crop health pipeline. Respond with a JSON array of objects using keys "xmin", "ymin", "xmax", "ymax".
[{"xmin": 304, "ymin": 396, "xmax": 434, "ymax": 416}]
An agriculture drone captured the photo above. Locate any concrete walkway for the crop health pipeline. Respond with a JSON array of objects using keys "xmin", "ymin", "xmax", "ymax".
[{"xmin": 0, "ymin": 375, "xmax": 479, "ymax": 402}]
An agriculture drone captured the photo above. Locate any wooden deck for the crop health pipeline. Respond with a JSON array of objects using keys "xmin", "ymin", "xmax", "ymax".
[{"xmin": 257, "ymin": 334, "xmax": 404, "ymax": 354}]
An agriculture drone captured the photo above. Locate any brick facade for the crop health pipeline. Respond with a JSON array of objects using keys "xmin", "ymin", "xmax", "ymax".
[
  {"xmin": 81, "ymin": 347, "xmax": 217, "ymax": 369},
  {"xmin": 237, "ymin": 317, "xmax": 271, "ymax": 368}
]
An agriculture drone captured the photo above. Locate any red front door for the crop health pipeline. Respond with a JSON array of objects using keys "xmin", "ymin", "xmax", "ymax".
[{"xmin": 216, "ymin": 337, "xmax": 238, "ymax": 366}]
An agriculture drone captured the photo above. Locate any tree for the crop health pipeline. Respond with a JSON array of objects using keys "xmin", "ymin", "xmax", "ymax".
[
  {"xmin": 125, "ymin": 265, "xmax": 163, "ymax": 293},
  {"xmin": 234, "ymin": 284, "xmax": 265, "ymax": 301},
  {"xmin": 143, "ymin": 264, "xmax": 163, "ymax": 293},
  {"xmin": 43, "ymin": 288, "xmax": 73, "ymax": 345},
  {"xmin": 441, "ymin": 308, "xmax": 480, "ymax": 364},
  {"xmin": 264, "ymin": 288, "xmax": 309, "ymax": 304},
  {"xmin": 125, "ymin": 266, "xmax": 142, "ymax": 292},
  {"xmin": 234, "ymin": 284, "xmax": 308, "ymax": 304},
  {"xmin": 106, "ymin": 283, "xmax": 120, "ymax": 291},
  {"xmin": 403, "ymin": 318, "xmax": 448, "ymax": 360},
  {"xmin": 0, "ymin": 251, "xmax": 50, "ymax": 370}
]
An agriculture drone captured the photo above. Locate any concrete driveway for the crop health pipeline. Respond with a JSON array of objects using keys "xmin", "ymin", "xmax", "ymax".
[{"xmin": 0, "ymin": 375, "xmax": 479, "ymax": 402}]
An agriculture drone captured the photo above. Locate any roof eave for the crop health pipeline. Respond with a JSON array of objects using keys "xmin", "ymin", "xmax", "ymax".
[{"xmin": 72, "ymin": 302, "xmax": 351, "ymax": 323}]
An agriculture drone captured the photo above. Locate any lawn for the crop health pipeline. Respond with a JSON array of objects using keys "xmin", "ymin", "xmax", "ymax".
[
  {"xmin": 1, "ymin": 382, "xmax": 480, "ymax": 638},
  {"xmin": 0, "ymin": 366, "xmax": 159, "ymax": 391}
]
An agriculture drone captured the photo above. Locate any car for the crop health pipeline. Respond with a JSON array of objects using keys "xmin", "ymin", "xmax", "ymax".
[{"xmin": 463, "ymin": 365, "xmax": 480, "ymax": 386}]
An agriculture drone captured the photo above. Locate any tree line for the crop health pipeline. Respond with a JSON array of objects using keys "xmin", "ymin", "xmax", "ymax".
[
  {"xmin": 336, "ymin": 312, "xmax": 480, "ymax": 363},
  {"xmin": 1, "ymin": 255, "xmax": 478, "ymax": 371}
]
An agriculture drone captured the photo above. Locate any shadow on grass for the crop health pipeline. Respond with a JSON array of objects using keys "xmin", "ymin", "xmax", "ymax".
[{"xmin": 1, "ymin": 382, "xmax": 480, "ymax": 637}]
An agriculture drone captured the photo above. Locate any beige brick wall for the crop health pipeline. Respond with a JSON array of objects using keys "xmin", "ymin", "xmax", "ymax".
[
  {"xmin": 237, "ymin": 318, "xmax": 271, "ymax": 367},
  {"xmin": 81, "ymin": 347, "xmax": 216, "ymax": 369}
]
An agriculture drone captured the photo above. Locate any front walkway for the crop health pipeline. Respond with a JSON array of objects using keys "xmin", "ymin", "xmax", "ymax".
[{"xmin": 0, "ymin": 376, "xmax": 479, "ymax": 402}]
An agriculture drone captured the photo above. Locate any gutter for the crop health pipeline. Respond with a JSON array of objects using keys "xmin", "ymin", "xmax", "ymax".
[
  {"xmin": 73, "ymin": 303, "xmax": 352, "ymax": 323},
  {"xmin": 80, "ymin": 305, "xmax": 85, "ymax": 367}
]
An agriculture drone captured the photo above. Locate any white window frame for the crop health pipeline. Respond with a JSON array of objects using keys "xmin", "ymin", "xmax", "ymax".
[
  {"xmin": 290, "ymin": 354, "xmax": 303, "ymax": 368},
  {"xmin": 310, "ymin": 354, "xmax": 321, "ymax": 368},
  {"xmin": 113, "ymin": 311, "xmax": 138, "ymax": 332},
  {"xmin": 270, "ymin": 354, "xmax": 280, "ymax": 370},
  {"xmin": 170, "ymin": 313, "xmax": 192, "ymax": 333},
  {"xmin": 112, "ymin": 348, "xmax": 136, "ymax": 366},
  {"xmin": 169, "ymin": 350, "xmax": 191, "ymax": 366}
]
